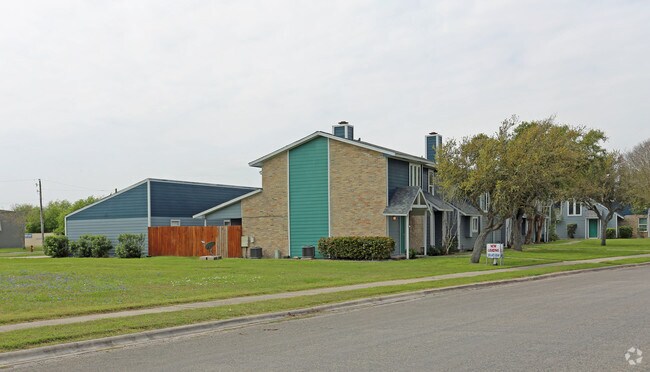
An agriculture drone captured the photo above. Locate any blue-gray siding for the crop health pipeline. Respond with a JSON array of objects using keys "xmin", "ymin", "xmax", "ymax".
[
  {"xmin": 150, "ymin": 181, "xmax": 254, "ymax": 217},
  {"xmin": 387, "ymin": 158, "xmax": 409, "ymax": 198},
  {"xmin": 555, "ymin": 202, "xmax": 619, "ymax": 239},
  {"xmin": 66, "ymin": 217, "xmax": 149, "ymax": 255},
  {"xmin": 202, "ymin": 202, "xmax": 242, "ymax": 221},
  {"xmin": 457, "ymin": 215, "xmax": 478, "ymax": 251},
  {"xmin": 67, "ymin": 183, "xmax": 148, "ymax": 220}
]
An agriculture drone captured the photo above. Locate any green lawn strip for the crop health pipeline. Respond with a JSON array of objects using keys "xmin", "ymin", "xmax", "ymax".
[
  {"xmin": 2, "ymin": 257, "xmax": 649, "ymax": 353},
  {"xmin": 1, "ymin": 239, "xmax": 650, "ymax": 325},
  {"xmin": 0, "ymin": 248, "xmax": 44, "ymax": 257}
]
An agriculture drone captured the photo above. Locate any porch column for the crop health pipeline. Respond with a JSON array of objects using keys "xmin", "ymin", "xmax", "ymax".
[
  {"xmin": 405, "ymin": 213, "xmax": 410, "ymax": 260},
  {"xmin": 423, "ymin": 211, "xmax": 428, "ymax": 256}
]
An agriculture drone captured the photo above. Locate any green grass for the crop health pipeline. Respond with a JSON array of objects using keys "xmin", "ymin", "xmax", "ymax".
[
  {"xmin": 0, "ymin": 247, "xmax": 45, "ymax": 257},
  {"xmin": 0, "ymin": 239, "xmax": 649, "ymax": 326},
  {"xmin": 1, "ymin": 256, "xmax": 649, "ymax": 352}
]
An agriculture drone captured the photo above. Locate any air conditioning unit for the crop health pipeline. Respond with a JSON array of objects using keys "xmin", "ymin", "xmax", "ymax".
[{"xmin": 250, "ymin": 247, "xmax": 262, "ymax": 259}]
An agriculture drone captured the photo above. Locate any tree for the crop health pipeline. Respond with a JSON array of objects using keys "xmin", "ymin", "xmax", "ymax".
[
  {"xmin": 575, "ymin": 151, "xmax": 629, "ymax": 246},
  {"xmin": 501, "ymin": 118, "xmax": 595, "ymax": 251},
  {"xmin": 437, "ymin": 125, "xmax": 510, "ymax": 263},
  {"xmin": 11, "ymin": 196, "xmax": 100, "ymax": 234},
  {"xmin": 624, "ymin": 138, "xmax": 650, "ymax": 212}
]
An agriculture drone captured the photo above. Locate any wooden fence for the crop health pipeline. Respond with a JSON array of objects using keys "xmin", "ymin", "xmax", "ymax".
[{"xmin": 148, "ymin": 226, "xmax": 242, "ymax": 257}]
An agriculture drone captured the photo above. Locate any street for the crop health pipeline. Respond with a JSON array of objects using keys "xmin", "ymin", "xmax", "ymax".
[{"xmin": 19, "ymin": 265, "xmax": 650, "ymax": 371}]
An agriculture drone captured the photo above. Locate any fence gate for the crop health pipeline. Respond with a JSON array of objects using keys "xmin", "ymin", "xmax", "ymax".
[{"xmin": 148, "ymin": 226, "xmax": 242, "ymax": 257}]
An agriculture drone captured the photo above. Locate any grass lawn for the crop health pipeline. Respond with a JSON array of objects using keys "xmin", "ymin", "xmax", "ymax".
[
  {"xmin": 1, "ymin": 239, "xmax": 649, "ymax": 326},
  {"xmin": 1, "ymin": 256, "xmax": 650, "ymax": 352},
  {"xmin": 0, "ymin": 247, "xmax": 45, "ymax": 257}
]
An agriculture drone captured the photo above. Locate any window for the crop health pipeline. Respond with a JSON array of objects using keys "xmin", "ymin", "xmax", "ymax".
[
  {"xmin": 170, "ymin": 219, "xmax": 181, "ymax": 226},
  {"xmin": 567, "ymin": 200, "xmax": 582, "ymax": 216},
  {"xmin": 223, "ymin": 219, "xmax": 232, "ymax": 226},
  {"xmin": 409, "ymin": 164, "xmax": 422, "ymax": 187},
  {"xmin": 640, "ymin": 218, "xmax": 648, "ymax": 233},
  {"xmin": 479, "ymin": 193, "xmax": 490, "ymax": 213},
  {"xmin": 428, "ymin": 169, "xmax": 435, "ymax": 194},
  {"xmin": 471, "ymin": 217, "xmax": 479, "ymax": 233}
]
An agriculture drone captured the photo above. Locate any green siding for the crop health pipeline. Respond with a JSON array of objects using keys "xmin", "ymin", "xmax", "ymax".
[{"xmin": 289, "ymin": 137, "xmax": 329, "ymax": 257}]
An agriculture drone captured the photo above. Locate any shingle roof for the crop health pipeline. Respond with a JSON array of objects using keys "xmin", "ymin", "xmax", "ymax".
[
  {"xmin": 249, "ymin": 131, "xmax": 436, "ymax": 168},
  {"xmin": 449, "ymin": 199, "xmax": 482, "ymax": 216},
  {"xmin": 383, "ymin": 186, "xmax": 423, "ymax": 216},
  {"xmin": 423, "ymin": 192, "xmax": 454, "ymax": 212}
]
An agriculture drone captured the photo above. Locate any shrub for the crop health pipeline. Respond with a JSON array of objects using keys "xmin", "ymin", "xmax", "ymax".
[
  {"xmin": 318, "ymin": 236, "xmax": 394, "ymax": 260},
  {"xmin": 548, "ymin": 230, "xmax": 559, "ymax": 242},
  {"xmin": 619, "ymin": 226, "xmax": 633, "ymax": 239},
  {"xmin": 71, "ymin": 235, "xmax": 93, "ymax": 257},
  {"xmin": 606, "ymin": 228, "xmax": 617, "ymax": 239},
  {"xmin": 90, "ymin": 235, "xmax": 113, "ymax": 257},
  {"xmin": 115, "ymin": 233, "xmax": 145, "ymax": 258},
  {"xmin": 43, "ymin": 235, "xmax": 70, "ymax": 258},
  {"xmin": 408, "ymin": 247, "xmax": 421, "ymax": 259},
  {"xmin": 426, "ymin": 245, "xmax": 443, "ymax": 256},
  {"xmin": 567, "ymin": 224, "xmax": 578, "ymax": 239}
]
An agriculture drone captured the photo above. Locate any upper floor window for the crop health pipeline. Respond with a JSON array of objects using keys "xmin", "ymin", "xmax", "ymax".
[
  {"xmin": 409, "ymin": 163, "xmax": 422, "ymax": 187},
  {"xmin": 479, "ymin": 193, "xmax": 490, "ymax": 213},
  {"xmin": 428, "ymin": 169, "xmax": 435, "ymax": 194},
  {"xmin": 567, "ymin": 200, "xmax": 582, "ymax": 216},
  {"xmin": 639, "ymin": 217, "xmax": 648, "ymax": 233},
  {"xmin": 170, "ymin": 219, "xmax": 181, "ymax": 226}
]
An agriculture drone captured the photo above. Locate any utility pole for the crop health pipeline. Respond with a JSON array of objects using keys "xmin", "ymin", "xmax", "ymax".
[{"xmin": 37, "ymin": 179, "xmax": 44, "ymax": 244}]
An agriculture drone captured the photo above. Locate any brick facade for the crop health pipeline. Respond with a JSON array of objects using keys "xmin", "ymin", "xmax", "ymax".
[
  {"xmin": 241, "ymin": 153, "xmax": 289, "ymax": 257},
  {"xmin": 329, "ymin": 139, "xmax": 387, "ymax": 237},
  {"xmin": 409, "ymin": 214, "xmax": 425, "ymax": 253},
  {"xmin": 622, "ymin": 215, "xmax": 649, "ymax": 238}
]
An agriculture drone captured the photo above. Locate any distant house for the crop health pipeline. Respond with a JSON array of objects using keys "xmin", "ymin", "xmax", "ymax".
[
  {"xmin": 621, "ymin": 210, "xmax": 649, "ymax": 238},
  {"xmin": 554, "ymin": 200, "xmax": 624, "ymax": 239},
  {"xmin": 195, "ymin": 122, "xmax": 472, "ymax": 258},
  {"xmin": 65, "ymin": 179, "xmax": 257, "ymax": 255},
  {"xmin": 0, "ymin": 210, "xmax": 25, "ymax": 248}
]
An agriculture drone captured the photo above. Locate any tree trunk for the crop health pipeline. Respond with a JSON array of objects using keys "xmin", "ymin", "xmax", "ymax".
[
  {"xmin": 470, "ymin": 228, "xmax": 491, "ymax": 264},
  {"xmin": 535, "ymin": 215, "xmax": 544, "ymax": 244},
  {"xmin": 524, "ymin": 219, "xmax": 533, "ymax": 245},
  {"xmin": 600, "ymin": 217, "xmax": 607, "ymax": 246},
  {"xmin": 512, "ymin": 210, "xmax": 524, "ymax": 251}
]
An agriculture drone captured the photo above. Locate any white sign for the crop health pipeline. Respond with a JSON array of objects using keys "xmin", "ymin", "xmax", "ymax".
[{"xmin": 486, "ymin": 244, "xmax": 503, "ymax": 259}]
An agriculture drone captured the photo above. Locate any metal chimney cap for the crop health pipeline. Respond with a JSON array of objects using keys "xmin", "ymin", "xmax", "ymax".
[
  {"xmin": 429, "ymin": 131, "xmax": 438, "ymax": 135},
  {"xmin": 339, "ymin": 121, "xmax": 349, "ymax": 125}
]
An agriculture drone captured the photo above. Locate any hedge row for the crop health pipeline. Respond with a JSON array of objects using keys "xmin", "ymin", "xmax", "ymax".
[{"xmin": 317, "ymin": 236, "xmax": 394, "ymax": 260}]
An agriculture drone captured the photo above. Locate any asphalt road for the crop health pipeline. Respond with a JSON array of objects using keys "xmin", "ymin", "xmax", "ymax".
[{"xmin": 19, "ymin": 266, "xmax": 650, "ymax": 371}]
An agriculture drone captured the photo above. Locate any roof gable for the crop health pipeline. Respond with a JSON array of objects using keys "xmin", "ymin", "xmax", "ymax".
[{"xmin": 249, "ymin": 131, "xmax": 436, "ymax": 168}]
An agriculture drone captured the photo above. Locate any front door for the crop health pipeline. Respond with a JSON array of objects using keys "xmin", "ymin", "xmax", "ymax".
[
  {"xmin": 588, "ymin": 219, "xmax": 598, "ymax": 238},
  {"xmin": 388, "ymin": 217, "xmax": 401, "ymax": 255}
]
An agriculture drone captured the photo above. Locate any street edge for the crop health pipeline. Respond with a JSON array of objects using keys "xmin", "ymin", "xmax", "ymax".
[{"xmin": 2, "ymin": 260, "xmax": 650, "ymax": 367}]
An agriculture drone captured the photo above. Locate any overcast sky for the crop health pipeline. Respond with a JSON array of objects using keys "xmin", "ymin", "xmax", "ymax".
[{"xmin": 1, "ymin": 1, "xmax": 649, "ymax": 209}]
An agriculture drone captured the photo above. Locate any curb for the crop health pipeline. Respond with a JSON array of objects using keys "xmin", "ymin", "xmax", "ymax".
[{"xmin": 2, "ymin": 261, "xmax": 650, "ymax": 367}]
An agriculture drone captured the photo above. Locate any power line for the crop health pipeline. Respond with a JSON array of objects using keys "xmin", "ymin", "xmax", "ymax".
[{"xmin": 43, "ymin": 179, "xmax": 109, "ymax": 192}]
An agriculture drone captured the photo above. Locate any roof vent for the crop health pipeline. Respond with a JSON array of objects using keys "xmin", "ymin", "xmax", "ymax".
[{"xmin": 332, "ymin": 121, "xmax": 354, "ymax": 140}]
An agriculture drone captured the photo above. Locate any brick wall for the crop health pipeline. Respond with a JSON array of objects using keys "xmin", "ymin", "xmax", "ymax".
[
  {"xmin": 241, "ymin": 153, "xmax": 289, "ymax": 257},
  {"xmin": 622, "ymin": 215, "xmax": 649, "ymax": 238},
  {"xmin": 329, "ymin": 140, "xmax": 387, "ymax": 237},
  {"xmin": 409, "ymin": 214, "xmax": 424, "ymax": 253}
]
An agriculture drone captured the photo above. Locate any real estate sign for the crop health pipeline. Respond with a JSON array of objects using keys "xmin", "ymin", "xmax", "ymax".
[{"xmin": 486, "ymin": 243, "xmax": 503, "ymax": 259}]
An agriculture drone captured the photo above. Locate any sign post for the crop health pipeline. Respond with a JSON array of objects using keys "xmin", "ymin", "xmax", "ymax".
[{"xmin": 486, "ymin": 243, "xmax": 504, "ymax": 266}]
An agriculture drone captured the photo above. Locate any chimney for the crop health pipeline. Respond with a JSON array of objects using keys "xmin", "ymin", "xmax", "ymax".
[
  {"xmin": 332, "ymin": 121, "xmax": 354, "ymax": 140},
  {"xmin": 425, "ymin": 132, "xmax": 442, "ymax": 162}
]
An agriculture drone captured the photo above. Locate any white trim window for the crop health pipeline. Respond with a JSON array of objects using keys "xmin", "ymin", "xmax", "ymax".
[
  {"xmin": 479, "ymin": 193, "xmax": 490, "ymax": 213},
  {"xmin": 170, "ymin": 219, "xmax": 181, "ymax": 226},
  {"xmin": 427, "ymin": 169, "xmax": 435, "ymax": 195},
  {"xmin": 409, "ymin": 163, "xmax": 422, "ymax": 187},
  {"xmin": 223, "ymin": 219, "xmax": 232, "ymax": 226},
  {"xmin": 567, "ymin": 200, "xmax": 582, "ymax": 216},
  {"xmin": 639, "ymin": 217, "xmax": 648, "ymax": 233},
  {"xmin": 471, "ymin": 216, "xmax": 479, "ymax": 233}
]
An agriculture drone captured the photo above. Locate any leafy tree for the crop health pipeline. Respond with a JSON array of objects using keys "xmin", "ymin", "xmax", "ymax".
[
  {"xmin": 11, "ymin": 204, "xmax": 41, "ymax": 233},
  {"xmin": 624, "ymin": 138, "xmax": 650, "ymax": 212},
  {"xmin": 574, "ymin": 150, "xmax": 629, "ymax": 246},
  {"xmin": 437, "ymin": 124, "xmax": 510, "ymax": 263}
]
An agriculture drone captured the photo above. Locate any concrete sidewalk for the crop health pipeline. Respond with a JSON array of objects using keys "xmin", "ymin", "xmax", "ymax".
[{"xmin": 2, "ymin": 253, "xmax": 650, "ymax": 333}]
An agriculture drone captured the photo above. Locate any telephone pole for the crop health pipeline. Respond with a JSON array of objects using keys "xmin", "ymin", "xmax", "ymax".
[{"xmin": 37, "ymin": 179, "xmax": 44, "ymax": 244}]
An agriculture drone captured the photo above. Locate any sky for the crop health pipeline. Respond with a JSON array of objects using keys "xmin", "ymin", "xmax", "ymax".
[{"xmin": 1, "ymin": 0, "xmax": 649, "ymax": 209}]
